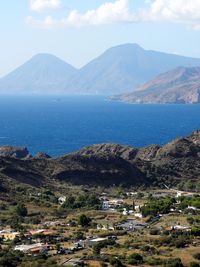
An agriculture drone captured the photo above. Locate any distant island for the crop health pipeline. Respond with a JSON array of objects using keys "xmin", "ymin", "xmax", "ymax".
[
  {"xmin": 110, "ymin": 66, "xmax": 200, "ymax": 104},
  {"xmin": 1, "ymin": 44, "xmax": 200, "ymax": 96}
]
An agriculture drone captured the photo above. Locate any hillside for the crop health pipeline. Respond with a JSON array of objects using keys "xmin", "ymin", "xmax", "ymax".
[
  {"xmin": 1, "ymin": 44, "xmax": 200, "ymax": 95},
  {"xmin": 0, "ymin": 130, "xmax": 199, "ymax": 191},
  {"xmin": 67, "ymin": 44, "xmax": 200, "ymax": 95},
  {"xmin": 111, "ymin": 66, "xmax": 200, "ymax": 104}
]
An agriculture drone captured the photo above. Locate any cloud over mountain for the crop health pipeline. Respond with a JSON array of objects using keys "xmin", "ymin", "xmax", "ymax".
[
  {"xmin": 27, "ymin": 0, "xmax": 200, "ymax": 30},
  {"xmin": 30, "ymin": 0, "xmax": 61, "ymax": 12}
]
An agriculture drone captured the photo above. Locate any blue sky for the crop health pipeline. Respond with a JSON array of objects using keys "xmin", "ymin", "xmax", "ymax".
[{"xmin": 1, "ymin": 0, "xmax": 200, "ymax": 76}]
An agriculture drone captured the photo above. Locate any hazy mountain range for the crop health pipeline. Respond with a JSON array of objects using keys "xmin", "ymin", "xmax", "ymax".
[
  {"xmin": 1, "ymin": 43, "xmax": 200, "ymax": 95},
  {"xmin": 111, "ymin": 66, "xmax": 200, "ymax": 104}
]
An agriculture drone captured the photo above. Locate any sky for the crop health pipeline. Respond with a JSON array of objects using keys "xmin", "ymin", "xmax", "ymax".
[{"xmin": 1, "ymin": 0, "xmax": 200, "ymax": 76}]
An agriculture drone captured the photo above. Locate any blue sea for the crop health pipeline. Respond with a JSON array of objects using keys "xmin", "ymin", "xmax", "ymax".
[{"xmin": 0, "ymin": 96, "xmax": 199, "ymax": 156}]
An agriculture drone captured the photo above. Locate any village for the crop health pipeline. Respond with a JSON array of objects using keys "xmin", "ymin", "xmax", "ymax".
[{"xmin": 0, "ymin": 186, "xmax": 200, "ymax": 267}]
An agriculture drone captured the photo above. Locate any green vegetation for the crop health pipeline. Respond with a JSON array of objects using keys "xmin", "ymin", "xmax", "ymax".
[
  {"xmin": 127, "ymin": 253, "xmax": 143, "ymax": 265},
  {"xmin": 0, "ymin": 184, "xmax": 199, "ymax": 267},
  {"xmin": 78, "ymin": 214, "xmax": 92, "ymax": 227},
  {"xmin": 62, "ymin": 193, "xmax": 102, "ymax": 210},
  {"xmin": 15, "ymin": 203, "xmax": 28, "ymax": 217},
  {"xmin": 141, "ymin": 197, "xmax": 175, "ymax": 217},
  {"xmin": 178, "ymin": 196, "xmax": 200, "ymax": 209}
]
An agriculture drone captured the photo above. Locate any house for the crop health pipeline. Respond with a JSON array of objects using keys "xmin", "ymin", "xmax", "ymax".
[
  {"xmin": 122, "ymin": 208, "xmax": 135, "ymax": 216},
  {"xmin": 134, "ymin": 213, "xmax": 143, "ymax": 219},
  {"xmin": 102, "ymin": 199, "xmax": 124, "ymax": 210},
  {"xmin": 87, "ymin": 237, "xmax": 108, "ymax": 247},
  {"xmin": 14, "ymin": 243, "xmax": 49, "ymax": 254},
  {"xmin": 43, "ymin": 220, "xmax": 65, "ymax": 227},
  {"xmin": 116, "ymin": 221, "xmax": 146, "ymax": 231},
  {"xmin": 29, "ymin": 229, "xmax": 56, "ymax": 236},
  {"xmin": 169, "ymin": 225, "xmax": 191, "ymax": 232},
  {"xmin": 0, "ymin": 230, "xmax": 20, "ymax": 240},
  {"xmin": 97, "ymin": 223, "xmax": 115, "ymax": 231},
  {"xmin": 126, "ymin": 192, "xmax": 138, "ymax": 197},
  {"xmin": 176, "ymin": 191, "xmax": 196, "ymax": 198}
]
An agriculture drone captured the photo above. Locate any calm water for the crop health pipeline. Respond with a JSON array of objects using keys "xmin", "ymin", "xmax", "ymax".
[{"xmin": 0, "ymin": 96, "xmax": 199, "ymax": 156}]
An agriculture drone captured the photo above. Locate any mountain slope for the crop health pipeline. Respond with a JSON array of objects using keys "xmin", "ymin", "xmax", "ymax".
[
  {"xmin": 111, "ymin": 66, "xmax": 200, "ymax": 104},
  {"xmin": 66, "ymin": 44, "xmax": 200, "ymax": 95},
  {"xmin": 0, "ymin": 54, "xmax": 77, "ymax": 94},
  {"xmin": 0, "ymin": 130, "xmax": 199, "ymax": 189},
  {"xmin": 1, "ymin": 44, "xmax": 200, "ymax": 95}
]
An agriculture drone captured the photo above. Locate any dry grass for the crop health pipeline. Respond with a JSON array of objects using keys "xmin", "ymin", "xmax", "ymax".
[{"xmin": 171, "ymin": 246, "xmax": 200, "ymax": 267}]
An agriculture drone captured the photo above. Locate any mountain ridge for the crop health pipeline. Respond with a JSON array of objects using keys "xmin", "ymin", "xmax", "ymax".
[
  {"xmin": 0, "ymin": 130, "xmax": 199, "ymax": 189},
  {"xmin": 1, "ymin": 44, "xmax": 200, "ymax": 95}
]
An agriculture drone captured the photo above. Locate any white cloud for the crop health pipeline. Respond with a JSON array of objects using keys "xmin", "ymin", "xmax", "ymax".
[
  {"xmin": 30, "ymin": 0, "xmax": 61, "ymax": 12},
  {"xmin": 27, "ymin": 0, "xmax": 200, "ymax": 30},
  {"xmin": 138, "ymin": 0, "xmax": 200, "ymax": 28},
  {"xmin": 27, "ymin": 0, "xmax": 134, "ymax": 28}
]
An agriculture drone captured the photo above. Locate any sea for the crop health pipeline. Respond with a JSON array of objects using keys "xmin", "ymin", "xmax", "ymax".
[{"xmin": 0, "ymin": 96, "xmax": 199, "ymax": 157}]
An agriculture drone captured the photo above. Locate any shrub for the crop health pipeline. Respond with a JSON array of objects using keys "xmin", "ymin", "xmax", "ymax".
[
  {"xmin": 127, "ymin": 253, "xmax": 144, "ymax": 265},
  {"xmin": 109, "ymin": 257, "xmax": 124, "ymax": 267},
  {"xmin": 145, "ymin": 257, "xmax": 164, "ymax": 266},
  {"xmin": 150, "ymin": 228, "xmax": 160, "ymax": 235},
  {"xmin": 164, "ymin": 258, "xmax": 183, "ymax": 267},
  {"xmin": 0, "ymin": 250, "xmax": 24, "ymax": 267},
  {"xmin": 190, "ymin": 262, "xmax": 200, "ymax": 267},
  {"xmin": 191, "ymin": 227, "xmax": 200, "ymax": 236},
  {"xmin": 174, "ymin": 237, "xmax": 187, "ymax": 248},
  {"xmin": 15, "ymin": 203, "xmax": 28, "ymax": 217},
  {"xmin": 78, "ymin": 214, "xmax": 91, "ymax": 227},
  {"xmin": 193, "ymin": 253, "xmax": 200, "ymax": 260}
]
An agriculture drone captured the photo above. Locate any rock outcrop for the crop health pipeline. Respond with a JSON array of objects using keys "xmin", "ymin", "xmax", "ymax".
[{"xmin": 0, "ymin": 146, "xmax": 29, "ymax": 159}]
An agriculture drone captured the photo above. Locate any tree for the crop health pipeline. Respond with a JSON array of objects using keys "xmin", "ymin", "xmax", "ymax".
[
  {"xmin": 193, "ymin": 253, "xmax": 200, "ymax": 260},
  {"xmin": 15, "ymin": 203, "xmax": 28, "ymax": 217},
  {"xmin": 78, "ymin": 214, "xmax": 91, "ymax": 227},
  {"xmin": 0, "ymin": 250, "xmax": 24, "ymax": 267},
  {"xmin": 109, "ymin": 257, "xmax": 124, "ymax": 267},
  {"xmin": 127, "ymin": 253, "xmax": 143, "ymax": 265}
]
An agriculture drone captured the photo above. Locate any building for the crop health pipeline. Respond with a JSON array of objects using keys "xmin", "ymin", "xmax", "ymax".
[
  {"xmin": 14, "ymin": 243, "xmax": 49, "ymax": 254},
  {"xmin": 97, "ymin": 223, "xmax": 115, "ymax": 231},
  {"xmin": 169, "ymin": 225, "xmax": 191, "ymax": 232},
  {"xmin": 29, "ymin": 229, "xmax": 56, "ymax": 236},
  {"xmin": 102, "ymin": 199, "xmax": 124, "ymax": 210},
  {"xmin": 87, "ymin": 237, "xmax": 108, "ymax": 247},
  {"xmin": 116, "ymin": 221, "xmax": 146, "ymax": 231},
  {"xmin": 176, "ymin": 191, "xmax": 196, "ymax": 198}
]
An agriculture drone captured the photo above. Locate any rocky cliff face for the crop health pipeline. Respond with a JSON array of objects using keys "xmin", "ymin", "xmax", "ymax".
[
  {"xmin": 0, "ymin": 146, "xmax": 29, "ymax": 159},
  {"xmin": 0, "ymin": 130, "xmax": 199, "ymax": 188}
]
